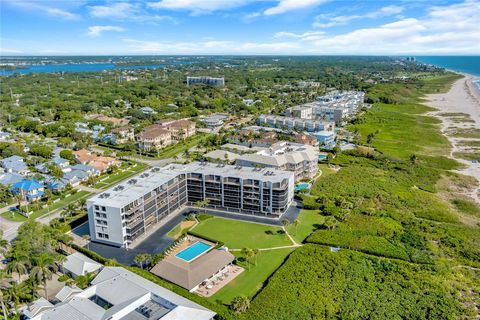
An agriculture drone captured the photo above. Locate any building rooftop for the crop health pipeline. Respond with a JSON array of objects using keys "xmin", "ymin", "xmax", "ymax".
[
  {"xmin": 25, "ymin": 267, "xmax": 215, "ymax": 320},
  {"xmin": 237, "ymin": 142, "xmax": 318, "ymax": 167},
  {"xmin": 89, "ymin": 162, "xmax": 294, "ymax": 208},
  {"xmin": 62, "ymin": 252, "xmax": 102, "ymax": 277},
  {"xmin": 151, "ymin": 247, "xmax": 235, "ymax": 290}
]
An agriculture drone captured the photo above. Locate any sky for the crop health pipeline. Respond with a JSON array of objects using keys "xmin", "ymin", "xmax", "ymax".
[{"xmin": 0, "ymin": 0, "xmax": 479, "ymax": 55}]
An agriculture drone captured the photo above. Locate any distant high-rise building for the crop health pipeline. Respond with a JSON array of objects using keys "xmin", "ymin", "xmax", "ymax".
[{"xmin": 187, "ymin": 76, "xmax": 225, "ymax": 87}]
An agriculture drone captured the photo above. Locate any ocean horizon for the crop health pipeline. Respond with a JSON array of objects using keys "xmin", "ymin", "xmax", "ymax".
[{"xmin": 415, "ymin": 56, "xmax": 480, "ymax": 77}]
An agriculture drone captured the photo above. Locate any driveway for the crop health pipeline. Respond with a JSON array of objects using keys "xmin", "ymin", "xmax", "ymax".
[{"xmin": 76, "ymin": 211, "xmax": 187, "ymax": 265}]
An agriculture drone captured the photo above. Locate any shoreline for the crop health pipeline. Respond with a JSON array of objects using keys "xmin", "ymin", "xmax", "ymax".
[{"xmin": 424, "ymin": 73, "xmax": 480, "ymax": 204}]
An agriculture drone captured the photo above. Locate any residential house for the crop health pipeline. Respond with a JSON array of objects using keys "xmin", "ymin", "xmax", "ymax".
[
  {"xmin": 0, "ymin": 172, "xmax": 24, "ymax": 186},
  {"xmin": 73, "ymin": 149, "xmax": 120, "ymax": 173},
  {"xmin": 23, "ymin": 266, "xmax": 216, "ymax": 320},
  {"xmin": 0, "ymin": 155, "xmax": 29, "ymax": 175},
  {"xmin": 111, "ymin": 126, "xmax": 134, "ymax": 144},
  {"xmin": 61, "ymin": 252, "xmax": 102, "ymax": 278},
  {"xmin": 10, "ymin": 179, "xmax": 44, "ymax": 202},
  {"xmin": 312, "ymin": 130, "xmax": 337, "ymax": 149},
  {"xmin": 136, "ymin": 125, "xmax": 172, "ymax": 151}
]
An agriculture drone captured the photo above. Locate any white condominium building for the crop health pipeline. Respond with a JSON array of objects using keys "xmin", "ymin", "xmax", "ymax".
[
  {"xmin": 257, "ymin": 114, "xmax": 335, "ymax": 132},
  {"xmin": 186, "ymin": 76, "xmax": 225, "ymax": 87},
  {"xmin": 88, "ymin": 162, "xmax": 294, "ymax": 248},
  {"xmin": 236, "ymin": 141, "xmax": 319, "ymax": 182}
]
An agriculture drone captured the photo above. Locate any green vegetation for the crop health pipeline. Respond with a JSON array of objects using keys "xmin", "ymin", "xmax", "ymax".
[
  {"xmin": 242, "ymin": 245, "xmax": 469, "ymax": 320},
  {"xmin": 94, "ymin": 162, "xmax": 147, "ymax": 188},
  {"xmin": 29, "ymin": 191, "xmax": 91, "ymax": 220},
  {"xmin": 212, "ymin": 248, "xmax": 294, "ymax": 304},
  {"xmin": 0, "ymin": 210, "xmax": 27, "ymax": 222},
  {"xmin": 452, "ymin": 151, "xmax": 480, "ymax": 162},
  {"xmin": 191, "ymin": 217, "xmax": 292, "ymax": 249},
  {"xmin": 237, "ymin": 73, "xmax": 479, "ymax": 319},
  {"xmin": 451, "ymin": 198, "xmax": 480, "ymax": 218},
  {"xmin": 286, "ymin": 210, "xmax": 325, "ymax": 243}
]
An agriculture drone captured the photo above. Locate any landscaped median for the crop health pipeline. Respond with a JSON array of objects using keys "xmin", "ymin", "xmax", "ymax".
[
  {"xmin": 0, "ymin": 190, "xmax": 92, "ymax": 221},
  {"xmin": 94, "ymin": 161, "xmax": 148, "ymax": 189}
]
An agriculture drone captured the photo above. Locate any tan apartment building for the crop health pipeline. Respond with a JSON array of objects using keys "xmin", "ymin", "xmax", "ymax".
[
  {"xmin": 111, "ymin": 126, "xmax": 134, "ymax": 144},
  {"xmin": 157, "ymin": 119, "xmax": 196, "ymax": 142},
  {"xmin": 136, "ymin": 125, "xmax": 172, "ymax": 151}
]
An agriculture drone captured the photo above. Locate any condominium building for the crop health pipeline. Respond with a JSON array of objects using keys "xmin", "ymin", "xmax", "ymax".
[
  {"xmin": 285, "ymin": 90, "xmax": 364, "ymax": 126},
  {"xmin": 88, "ymin": 162, "xmax": 294, "ymax": 248},
  {"xmin": 285, "ymin": 105, "xmax": 313, "ymax": 119},
  {"xmin": 136, "ymin": 125, "xmax": 172, "ymax": 151},
  {"xmin": 187, "ymin": 76, "xmax": 225, "ymax": 87},
  {"xmin": 257, "ymin": 114, "xmax": 335, "ymax": 132},
  {"xmin": 236, "ymin": 141, "xmax": 319, "ymax": 181},
  {"xmin": 157, "ymin": 119, "xmax": 196, "ymax": 141}
]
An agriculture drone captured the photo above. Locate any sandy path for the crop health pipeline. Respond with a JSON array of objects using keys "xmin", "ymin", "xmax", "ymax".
[{"xmin": 424, "ymin": 75, "xmax": 480, "ymax": 204}]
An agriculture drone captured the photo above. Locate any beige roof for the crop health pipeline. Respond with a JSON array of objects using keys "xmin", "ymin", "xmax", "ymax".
[
  {"xmin": 138, "ymin": 124, "xmax": 171, "ymax": 139},
  {"xmin": 151, "ymin": 249, "xmax": 234, "ymax": 290}
]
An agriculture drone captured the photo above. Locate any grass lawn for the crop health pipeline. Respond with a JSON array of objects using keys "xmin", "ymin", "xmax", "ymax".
[
  {"xmin": 158, "ymin": 133, "xmax": 212, "ymax": 159},
  {"xmin": 167, "ymin": 220, "xmax": 196, "ymax": 239},
  {"xmin": 94, "ymin": 162, "xmax": 147, "ymax": 189},
  {"xmin": 191, "ymin": 217, "xmax": 292, "ymax": 249},
  {"xmin": 0, "ymin": 210, "xmax": 27, "ymax": 222},
  {"xmin": 210, "ymin": 248, "xmax": 294, "ymax": 304},
  {"xmin": 28, "ymin": 191, "xmax": 92, "ymax": 220},
  {"xmin": 287, "ymin": 210, "xmax": 325, "ymax": 243}
]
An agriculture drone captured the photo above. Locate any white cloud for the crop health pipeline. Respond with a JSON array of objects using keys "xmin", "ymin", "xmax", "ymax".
[
  {"xmin": 313, "ymin": 5, "xmax": 404, "ymax": 28},
  {"xmin": 123, "ymin": 38, "xmax": 299, "ymax": 54},
  {"xmin": 147, "ymin": 0, "xmax": 248, "ymax": 15},
  {"xmin": 89, "ymin": 2, "xmax": 133, "ymax": 19},
  {"xmin": 283, "ymin": 0, "xmax": 480, "ymax": 54},
  {"xmin": 4, "ymin": 0, "xmax": 80, "ymax": 20},
  {"xmin": 88, "ymin": 2, "xmax": 174, "ymax": 23},
  {"xmin": 274, "ymin": 31, "xmax": 325, "ymax": 41},
  {"xmin": 264, "ymin": 0, "xmax": 328, "ymax": 16},
  {"xmin": 0, "ymin": 48, "xmax": 23, "ymax": 54},
  {"xmin": 88, "ymin": 26, "xmax": 125, "ymax": 37}
]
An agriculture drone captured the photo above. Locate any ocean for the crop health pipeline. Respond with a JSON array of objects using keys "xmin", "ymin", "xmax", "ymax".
[
  {"xmin": 415, "ymin": 56, "xmax": 480, "ymax": 77},
  {"xmin": 0, "ymin": 60, "xmax": 191, "ymax": 76}
]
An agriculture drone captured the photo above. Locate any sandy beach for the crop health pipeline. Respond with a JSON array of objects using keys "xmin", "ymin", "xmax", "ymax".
[{"xmin": 425, "ymin": 74, "xmax": 480, "ymax": 204}]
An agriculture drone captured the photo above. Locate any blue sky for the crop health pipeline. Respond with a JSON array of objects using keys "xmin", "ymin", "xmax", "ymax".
[{"xmin": 1, "ymin": 0, "xmax": 479, "ymax": 55}]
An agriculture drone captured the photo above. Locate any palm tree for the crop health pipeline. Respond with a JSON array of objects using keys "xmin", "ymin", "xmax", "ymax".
[
  {"xmin": 294, "ymin": 219, "xmax": 300, "ymax": 235},
  {"xmin": 82, "ymin": 235, "xmax": 90, "ymax": 250},
  {"xmin": 230, "ymin": 296, "xmax": 250, "ymax": 313},
  {"xmin": 77, "ymin": 198, "xmax": 87, "ymax": 211},
  {"xmin": 6, "ymin": 255, "xmax": 29, "ymax": 283},
  {"xmin": 281, "ymin": 219, "xmax": 290, "ymax": 230},
  {"xmin": 134, "ymin": 254, "xmax": 146, "ymax": 269},
  {"xmin": 323, "ymin": 216, "xmax": 338, "ymax": 230},
  {"xmin": 31, "ymin": 253, "xmax": 58, "ymax": 299},
  {"xmin": 252, "ymin": 248, "xmax": 259, "ymax": 266},
  {"xmin": 61, "ymin": 203, "xmax": 77, "ymax": 219},
  {"xmin": 3, "ymin": 281, "xmax": 28, "ymax": 315},
  {"xmin": 241, "ymin": 248, "xmax": 253, "ymax": 270}
]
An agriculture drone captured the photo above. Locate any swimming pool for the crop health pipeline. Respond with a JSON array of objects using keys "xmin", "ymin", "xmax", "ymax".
[
  {"xmin": 175, "ymin": 241, "xmax": 212, "ymax": 262},
  {"xmin": 318, "ymin": 154, "xmax": 327, "ymax": 160},
  {"xmin": 294, "ymin": 182, "xmax": 311, "ymax": 192}
]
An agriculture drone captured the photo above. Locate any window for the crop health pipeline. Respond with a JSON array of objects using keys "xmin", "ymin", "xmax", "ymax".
[
  {"xmin": 95, "ymin": 205, "xmax": 99, "ymax": 210},
  {"xmin": 101, "ymin": 206, "xmax": 106, "ymax": 211}
]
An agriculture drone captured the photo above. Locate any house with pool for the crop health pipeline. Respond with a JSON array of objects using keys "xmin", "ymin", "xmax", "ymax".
[{"xmin": 150, "ymin": 236, "xmax": 240, "ymax": 295}]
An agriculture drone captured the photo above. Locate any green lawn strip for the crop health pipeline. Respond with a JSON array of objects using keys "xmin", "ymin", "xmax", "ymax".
[
  {"xmin": 191, "ymin": 216, "xmax": 292, "ymax": 249},
  {"xmin": 0, "ymin": 210, "xmax": 27, "ymax": 222},
  {"xmin": 286, "ymin": 210, "xmax": 325, "ymax": 243},
  {"xmin": 94, "ymin": 162, "xmax": 148, "ymax": 188},
  {"xmin": 158, "ymin": 133, "xmax": 212, "ymax": 159},
  {"xmin": 27, "ymin": 191, "xmax": 92, "ymax": 220},
  {"xmin": 210, "ymin": 248, "xmax": 294, "ymax": 304}
]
